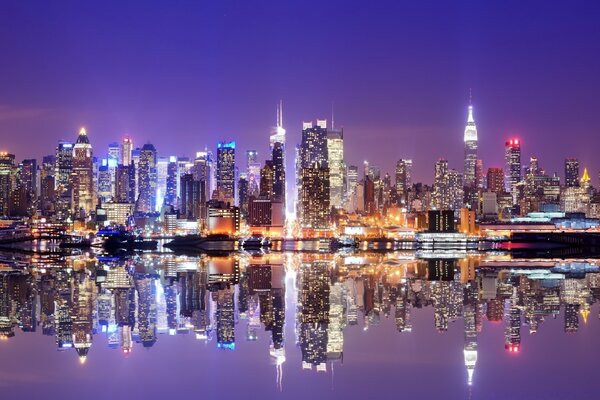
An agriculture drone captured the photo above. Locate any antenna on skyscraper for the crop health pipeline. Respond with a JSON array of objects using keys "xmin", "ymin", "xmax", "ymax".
[
  {"xmin": 331, "ymin": 101, "xmax": 335, "ymax": 130},
  {"xmin": 469, "ymin": 88, "xmax": 472, "ymax": 106},
  {"xmin": 279, "ymin": 99, "xmax": 283, "ymax": 127}
]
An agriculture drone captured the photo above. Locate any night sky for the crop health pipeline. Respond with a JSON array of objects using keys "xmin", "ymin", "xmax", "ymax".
[{"xmin": 1, "ymin": 1, "xmax": 600, "ymax": 184}]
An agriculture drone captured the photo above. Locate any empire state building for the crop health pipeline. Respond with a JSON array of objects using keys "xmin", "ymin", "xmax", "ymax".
[{"xmin": 463, "ymin": 98, "xmax": 478, "ymax": 188}]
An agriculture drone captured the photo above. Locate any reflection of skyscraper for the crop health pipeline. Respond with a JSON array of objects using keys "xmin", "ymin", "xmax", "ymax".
[
  {"xmin": 463, "ymin": 282, "xmax": 478, "ymax": 386},
  {"xmin": 134, "ymin": 274, "xmax": 157, "ymax": 348},
  {"xmin": 298, "ymin": 261, "xmax": 330, "ymax": 369},
  {"xmin": 215, "ymin": 287, "xmax": 235, "ymax": 349}
]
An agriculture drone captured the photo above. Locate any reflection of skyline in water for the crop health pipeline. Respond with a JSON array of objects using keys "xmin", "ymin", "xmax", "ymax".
[{"xmin": 1, "ymin": 252, "xmax": 599, "ymax": 389}]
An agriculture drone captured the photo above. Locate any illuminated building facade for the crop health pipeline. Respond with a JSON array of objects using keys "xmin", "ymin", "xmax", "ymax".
[
  {"xmin": 71, "ymin": 128, "xmax": 95, "ymax": 215},
  {"xmin": 136, "ymin": 143, "xmax": 157, "ymax": 213},
  {"xmin": 216, "ymin": 141, "xmax": 236, "ymax": 204},
  {"xmin": 504, "ymin": 139, "xmax": 521, "ymax": 204}
]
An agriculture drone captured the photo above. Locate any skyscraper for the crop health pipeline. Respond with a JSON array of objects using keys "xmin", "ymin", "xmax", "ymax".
[
  {"xmin": 486, "ymin": 167, "xmax": 504, "ymax": 193},
  {"xmin": 300, "ymin": 165, "xmax": 330, "ymax": 228},
  {"xmin": 246, "ymin": 150, "xmax": 260, "ymax": 196},
  {"xmin": 121, "ymin": 137, "xmax": 133, "ymax": 166},
  {"xmin": 504, "ymin": 139, "xmax": 521, "ymax": 203},
  {"xmin": 71, "ymin": 127, "xmax": 95, "ymax": 214},
  {"xmin": 433, "ymin": 159, "xmax": 450, "ymax": 209},
  {"xmin": 463, "ymin": 97, "xmax": 478, "ymax": 188},
  {"xmin": 216, "ymin": 141, "xmax": 236, "ymax": 204},
  {"xmin": 0, "ymin": 153, "xmax": 15, "ymax": 216},
  {"xmin": 326, "ymin": 127, "xmax": 345, "ymax": 208},
  {"xmin": 115, "ymin": 163, "xmax": 136, "ymax": 203},
  {"xmin": 270, "ymin": 101, "xmax": 286, "ymax": 212},
  {"xmin": 55, "ymin": 141, "xmax": 73, "ymax": 191},
  {"xmin": 164, "ymin": 157, "xmax": 178, "ymax": 207},
  {"xmin": 300, "ymin": 120, "xmax": 328, "ymax": 169},
  {"xmin": 272, "ymin": 142, "xmax": 285, "ymax": 202},
  {"xmin": 395, "ymin": 159, "xmax": 412, "ymax": 197},
  {"xmin": 564, "ymin": 158, "xmax": 580, "ymax": 188},
  {"xmin": 136, "ymin": 143, "xmax": 157, "ymax": 213}
]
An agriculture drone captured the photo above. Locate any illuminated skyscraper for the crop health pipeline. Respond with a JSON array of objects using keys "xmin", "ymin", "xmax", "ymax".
[
  {"xmin": 115, "ymin": 163, "xmax": 136, "ymax": 203},
  {"xmin": 55, "ymin": 141, "xmax": 73, "ymax": 191},
  {"xmin": 156, "ymin": 156, "xmax": 169, "ymax": 209},
  {"xmin": 136, "ymin": 143, "xmax": 157, "ymax": 213},
  {"xmin": 272, "ymin": 142, "xmax": 285, "ymax": 203},
  {"xmin": 216, "ymin": 141, "xmax": 236, "ymax": 203},
  {"xmin": 395, "ymin": 159, "xmax": 412, "ymax": 197},
  {"xmin": 564, "ymin": 158, "xmax": 580, "ymax": 188},
  {"xmin": 504, "ymin": 139, "xmax": 522, "ymax": 203},
  {"xmin": 433, "ymin": 159, "xmax": 450, "ymax": 209},
  {"xmin": 298, "ymin": 120, "xmax": 329, "ymax": 222},
  {"xmin": 487, "ymin": 167, "xmax": 504, "ymax": 193},
  {"xmin": 326, "ymin": 127, "xmax": 345, "ymax": 208},
  {"xmin": 0, "ymin": 153, "xmax": 15, "ymax": 216},
  {"xmin": 164, "ymin": 157, "xmax": 178, "ymax": 207},
  {"xmin": 71, "ymin": 127, "xmax": 95, "ymax": 214},
  {"xmin": 270, "ymin": 101, "xmax": 286, "ymax": 211},
  {"xmin": 463, "ymin": 97, "xmax": 478, "ymax": 188},
  {"xmin": 246, "ymin": 150, "xmax": 260, "ymax": 196},
  {"xmin": 300, "ymin": 165, "xmax": 330, "ymax": 228},
  {"xmin": 121, "ymin": 137, "xmax": 133, "ymax": 166}
]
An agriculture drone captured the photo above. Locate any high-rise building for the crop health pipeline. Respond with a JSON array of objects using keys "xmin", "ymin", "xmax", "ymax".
[
  {"xmin": 270, "ymin": 101, "xmax": 286, "ymax": 211},
  {"xmin": 463, "ymin": 98, "xmax": 478, "ymax": 188},
  {"xmin": 71, "ymin": 128, "xmax": 95, "ymax": 214},
  {"xmin": 136, "ymin": 143, "xmax": 157, "ymax": 213},
  {"xmin": 156, "ymin": 157, "xmax": 169, "ymax": 208},
  {"xmin": 180, "ymin": 173, "xmax": 205, "ymax": 219},
  {"xmin": 298, "ymin": 120, "xmax": 329, "ymax": 221},
  {"xmin": 97, "ymin": 161, "xmax": 112, "ymax": 202},
  {"xmin": 0, "ymin": 153, "xmax": 15, "ymax": 216},
  {"xmin": 272, "ymin": 142, "xmax": 285, "ymax": 202},
  {"xmin": 55, "ymin": 141, "xmax": 73, "ymax": 191},
  {"xmin": 164, "ymin": 157, "xmax": 178, "ymax": 207},
  {"xmin": 246, "ymin": 150, "xmax": 261, "ymax": 196},
  {"xmin": 300, "ymin": 120, "xmax": 328, "ymax": 169},
  {"xmin": 216, "ymin": 141, "xmax": 236, "ymax": 204},
  {"xmin": 433, "ymin": 159, "xmax": 450, "ymax": 209},
  {"xmin": 260, "ymin": 160, "xmax": 274, "ymax": 198},
  {"xmin": 326, "ymin": 127, "xmax": 345, "ymax": 208},
  {"xmin": 346, "ymin": 165, "xmax": 359, "ymax": 211},
  {"xmin": 504, "ymin": 139, "xmax": 521, "ymax": 203},
  {"xmin": 487, "ymin": 167, "xmax": 504, "ymax": 193},
  {"xmin": 395, "ymin": 159, "xmax": 412, "ymax": 197},
  {"xmin": 565, "ymin": 158, "xmax": 580, "ymax": 188},
  {"xmin": 115, "ymin": 164, "xmax": 136, "ymax": 203},
  {"xmin": 121, "ymin": 137, "xmax": 133, "ymax": 166},
  {"xmin": 194, "ymin": 151, "xmax": 213, "ymax": 195},
  {"xmin": 300, "ymin": 165, "xmax": 330, "ymax": 228}
]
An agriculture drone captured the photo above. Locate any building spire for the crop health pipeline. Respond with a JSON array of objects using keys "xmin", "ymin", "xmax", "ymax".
[{"xmin": 331, "ymin": 101, "xmax": 335, "ymax": 130}]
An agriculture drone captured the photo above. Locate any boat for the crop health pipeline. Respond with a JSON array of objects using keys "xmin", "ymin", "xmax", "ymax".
[
  {"xmin": 59, "ymin": 236, "xmax": 92, "ymax": 249},
  {"xmin": 164, "ymin": 234, "xmax": 238, "ymax": 252}
]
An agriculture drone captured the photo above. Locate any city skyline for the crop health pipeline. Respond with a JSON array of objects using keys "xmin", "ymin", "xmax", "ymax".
[{"xmin": 2, "ymin": 2, "xmax": 600, "ymax": 183}]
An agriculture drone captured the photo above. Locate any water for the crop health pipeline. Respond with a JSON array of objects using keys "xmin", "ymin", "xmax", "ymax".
[{"xmin": 0, "ymin": 251, "xmax": 598, "ymax": 399}]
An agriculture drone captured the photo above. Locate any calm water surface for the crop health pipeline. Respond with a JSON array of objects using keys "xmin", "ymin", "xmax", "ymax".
[{"xmin": 0, "ymin": 251, "xmax": 598, "ymax": 399}]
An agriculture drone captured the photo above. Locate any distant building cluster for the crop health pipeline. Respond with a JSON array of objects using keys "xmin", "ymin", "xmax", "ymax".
[{"xmin": 1, "ymin": 96, "xmax": 599, "ymax": 237}]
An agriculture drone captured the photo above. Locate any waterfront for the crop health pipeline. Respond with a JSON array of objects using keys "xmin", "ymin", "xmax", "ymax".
[{"xmin": 0, "ymin": 250, "xmax": 598, "ymax": 399}]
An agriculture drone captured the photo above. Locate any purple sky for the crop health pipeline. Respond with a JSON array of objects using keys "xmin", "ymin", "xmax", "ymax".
[{"xmin": 1, "ymin": 1, "xmax": 600, "ymax": 184}]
